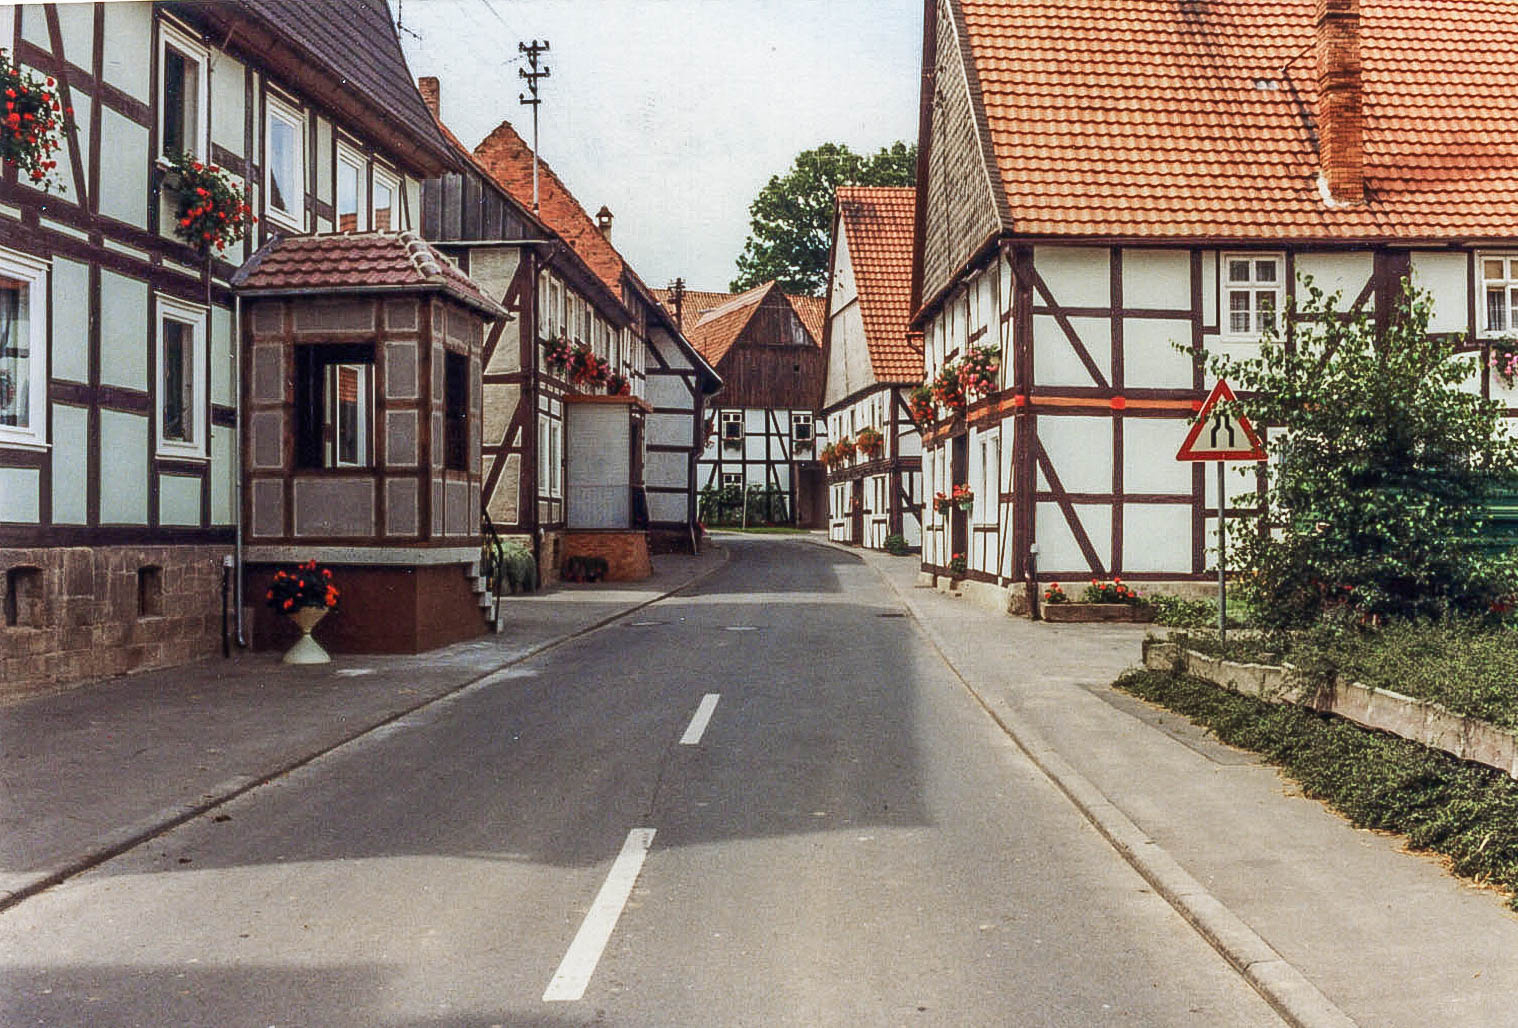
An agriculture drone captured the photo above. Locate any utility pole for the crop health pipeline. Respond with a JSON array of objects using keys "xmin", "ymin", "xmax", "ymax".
[
  {"xmin": 668, "ymin": 277, "xmax": 686, "ymax": 331},
  {"xmin": 518, "ymin": 39, "xmax": 550, "ymax": 215}
]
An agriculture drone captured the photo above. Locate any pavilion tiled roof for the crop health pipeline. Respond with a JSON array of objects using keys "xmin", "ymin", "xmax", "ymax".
[
  {"xmin": 231, "ymin": 231, "xmax": 506, "ymax": 318},
  {"xmin": 957, "ymin": 0, "xmax": 1518, "ymax": 240},
  {"xmin": 836, "ymin": 186, "xmax": 921, "ymax": 383}
]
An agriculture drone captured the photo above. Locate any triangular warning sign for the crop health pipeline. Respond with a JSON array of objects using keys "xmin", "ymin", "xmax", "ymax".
[{"xmin": 1177, "ymin": 380, "xmax": 1266, "ymax": 462}]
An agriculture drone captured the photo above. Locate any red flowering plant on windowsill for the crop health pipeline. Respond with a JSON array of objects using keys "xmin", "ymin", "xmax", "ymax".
[
  {"xmin": 606, "ymin": 372, "xmax": 630, "ymax": 396},
  {"xmin": 0, "ymin": 53, "xmax": 73, "ymax": 192},
  {"xmin": 930, "ymin": 363, "xmax": 966, "ymax": 414},
  {"xmin": 166, "ymin": 152, "xmax": 254, "ymax": 257},
  {"xmin": 544, "ymin": 334, "xmax": 573, "ymax": 375},
  {"xmin": 957, "ymin": 343, "xmax": 1001, "ymax": 400},
  {"xmin": 568, "ymin": 341, "xmax": 610, "ymax": 387},
  {"xmin": 855, "ymin": 426, "xmax": 885, "ymax": 460},
  {"xmin": 1081, "ymin": 577, "xmax": 1141, "ymax": 605},
  {"xmin": 832, "ymin": 435, "xmax": 856, "ymax": 466},
  {"xmin": 1043, "ymin": 581, "xmax": 1069, "ymax": 604},
  {"xmin": 264, "ymin": 560, "xmax": 339, "ymax": 613},
  {"xmin": 908, "ymin": 384, "xmax": 936, "ymax": 428}
]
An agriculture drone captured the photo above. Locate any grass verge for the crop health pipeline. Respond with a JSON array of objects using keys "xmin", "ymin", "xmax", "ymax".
[{"xmin": 1116, "ymin": 667, "xmax": 1518, "ymax": 910}]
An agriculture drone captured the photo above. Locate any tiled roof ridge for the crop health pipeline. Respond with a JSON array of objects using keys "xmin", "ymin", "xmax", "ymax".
[
  {"xmin": 690, "ymin": 281, "xmax": 774, "ymax": 328},
  {"xmin": 400, "ymin": 230, "xmax": 443, "ymax": 279}
]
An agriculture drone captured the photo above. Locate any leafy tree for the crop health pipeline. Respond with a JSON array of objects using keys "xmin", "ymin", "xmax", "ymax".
[
  {"xmin": 730, "ymin": 141, "xmax": 916, "ymax": 296},
  {"xmin": 1201, "ymin": 281, "xmax": 1518, "ymax": 626}
]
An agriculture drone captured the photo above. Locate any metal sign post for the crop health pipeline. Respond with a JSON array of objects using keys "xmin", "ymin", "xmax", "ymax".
[{"xmin": 1177, "ymin": 380, "xmax": 1266, "ymax": 642}]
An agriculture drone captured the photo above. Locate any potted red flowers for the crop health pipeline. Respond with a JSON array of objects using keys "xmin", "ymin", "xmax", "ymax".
[
  {"xmin": 908, "ymin": 384, "xmax": 936, "ymax": 428},
  {"xmin": 1039, "ymin": 577, "xmax": 1154, "ymax": 623},
  {"xmin": 607, "ymin": 372, "xmax": 630, "ymax": 396},
  {"xmin": 265, "ymin": 560, "xmax": 340, "ymax": 664},
  {"xmin": 957, "ymin": 343, "xmax": 1000, "ymax": 399},
  {"xmin": 568, "ymin": 341, "xmax": 610, "ymax": 387},
  {"xmin": 166, "ymin": 152, "xmax": 254, "ymax": 257},
  {"xmin": 856, "ymin": 426, "xmax": 885, "ymax": 460},
  {"xmin": 0, "ymin": 53, "xmax": 73, "ymax": 191},
  {"xmin": 930, "ymin": 363, "xmax": 966, "ymax": 414},
  {"xmin": 545, "ymin": 334, "xmax": 573, "ymax": 375}
]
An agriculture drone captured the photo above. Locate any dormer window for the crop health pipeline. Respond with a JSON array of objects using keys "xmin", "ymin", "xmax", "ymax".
[
  {"xmin": 1223, "ymin": 255, "xmax": 1282, "ymax": 339},
  {"xmin": 158, "ymin": 23, "xmax": 208, "ymax": 161}
]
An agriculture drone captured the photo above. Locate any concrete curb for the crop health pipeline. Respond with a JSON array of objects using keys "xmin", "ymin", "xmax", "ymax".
[
  {"xmin": 838, "ymin": 540, "xmax": 1357, "ymax": 1028},
  {"xmin": 0, "ymin": 544, "xmax": 732, "ymax": 914}
]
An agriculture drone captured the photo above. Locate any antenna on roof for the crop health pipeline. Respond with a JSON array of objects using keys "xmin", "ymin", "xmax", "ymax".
[
  {"xmin": 669, "ymin": 277, "xmax": 686, "ymax": 330},
  {"xmin": 518, "ymin": 39, "xmax": 551, "ymax": 215}
]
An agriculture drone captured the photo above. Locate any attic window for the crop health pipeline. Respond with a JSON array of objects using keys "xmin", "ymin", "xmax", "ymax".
[
  {"xmin": 1223, "ymin": 255, "xmax": 1282, "ymax": 339},
  {"xmin": 721, "ymin": 410, "xmax": 743, "ymax": 442}
]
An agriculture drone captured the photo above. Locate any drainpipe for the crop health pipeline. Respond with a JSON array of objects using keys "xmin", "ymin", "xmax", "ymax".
[{"xmin": 233, "ymin": 293, "xmax": 246, "ymax": 647}]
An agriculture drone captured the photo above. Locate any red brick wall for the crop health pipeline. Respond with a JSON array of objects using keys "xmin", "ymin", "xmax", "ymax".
[
  {"xmin": 562, "ymin": 531, "xmax": 652, "ymax": 582},
  {"xmin": 1, "ymin": 545, "xmax": 228, "ymax": 698},
  {"xmin": 1315, "ymin": 0, "xmax": 1364, "ymax": 202}
]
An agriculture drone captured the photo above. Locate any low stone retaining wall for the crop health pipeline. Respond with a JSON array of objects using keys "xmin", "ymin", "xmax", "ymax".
[{"xmin": 1143, "ymin": 640, "xmax": 1518, "ymax": 782}]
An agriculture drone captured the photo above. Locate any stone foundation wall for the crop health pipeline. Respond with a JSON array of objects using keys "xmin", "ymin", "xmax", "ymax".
[
  {"xmin": 1, "ymin": 545, "xmax": 230, "ymax": 697},
  {"xmin": 562, "ymin": 531, "xmax": 652, "ymax": 582}
]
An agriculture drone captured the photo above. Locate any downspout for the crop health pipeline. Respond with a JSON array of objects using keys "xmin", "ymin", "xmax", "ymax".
[{"xmin": 233, "ymin": 293, "xmax": 246, "ymax": 647}]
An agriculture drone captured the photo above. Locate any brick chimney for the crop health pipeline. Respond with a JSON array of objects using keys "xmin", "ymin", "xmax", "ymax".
[
  {"xmin": 417, "ymin": 76, "xmax": 440, "ymax": 119},
  {"xmin": 1314, "ymin": 0, "xmax": 1364, "ymax": 204},
  {"xmin": 596, "ymin": 205, "xmax": 613, "ymax": 241}
]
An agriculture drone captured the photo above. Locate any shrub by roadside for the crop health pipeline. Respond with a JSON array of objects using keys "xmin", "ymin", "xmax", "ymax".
[{"xmin": 1117, "ymin": 668, "xmax": 1518, "ymax": 910}]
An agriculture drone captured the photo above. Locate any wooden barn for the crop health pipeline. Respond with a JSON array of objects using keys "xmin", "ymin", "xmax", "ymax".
[
  {"xmin": 0, "ymin": 1, "xmax": 491, "ymax": 689},
  {"xmin": 822, "ymin": 186, "xmax": 924, "ymax": 550},
  {"xmin": 419, "ymin": 80, "xmax": 719, "ymax": 580},
  {"xmin": 659, "ymin": 283, "xmax": 829, "ymax": 528},
  {"xmin": 910, "ymin": 0, "xmax": 1518, "ymax": 614}
]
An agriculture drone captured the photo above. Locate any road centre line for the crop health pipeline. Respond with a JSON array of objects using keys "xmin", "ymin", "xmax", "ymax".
[
  {"xmin": 543, "ymin": 828, "xmax": 657, "ymax": 1002},
  {"xmin": 679, "ymin": 693, "xmax": 721, "ymax": 745}
]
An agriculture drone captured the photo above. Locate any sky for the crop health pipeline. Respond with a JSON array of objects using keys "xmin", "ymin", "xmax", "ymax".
[{"xmin": 396, "ymin": 0, "xmax": 923, "ymax": 294}]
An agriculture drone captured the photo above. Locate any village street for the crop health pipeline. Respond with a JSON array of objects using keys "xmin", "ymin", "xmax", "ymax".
[{"xmin": 0, "ymin": 537, "xmax": 1286, "ymax": 1027}]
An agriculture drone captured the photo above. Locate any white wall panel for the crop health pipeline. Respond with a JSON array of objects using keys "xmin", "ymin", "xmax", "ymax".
[
  {"xmin": 1123, "ymin": 416, "xmax": 1194, "ymax": 494},
  {"xmin": 99, "ymin": 409, "xmax": 148, "ymax": 524},
  {"xmin": 0, "ymin": 466, "xmax": 39, "ymax": 521},
  {"xmin": 1121, "ymin": 504, "xmax": 1192, "ymax": 573},
  {"xmin": 1036, "ymin": 501, "xmax": 1110, "ymax": 573},
  {"xmin": 159, "ymin": 474, "xmax": 201, "ymax": 526},
  {"xmin": 211, "ymin": 424, "xmax": 234, "ymax": 525},
  {"xmin": 1295, "ymin": 251, "xmax": 1374, "ymax": 306},
  {"xmin": 51, "ymin": 402, "xmax": 88, "ymax": 523},
  {"xmin": 1033, "ymin": 314, "xmax": 1110, "ymax": 386},
  {"xmin": 647, "ymin": 411, "xmax": 691, "ymax": 448},
  {"xmin": 1410, "ymin": 251, "xmax": 1469, "ymax": 335},
  {"xmin": 98, "ymin": 107, "xmax": 149, "ymax": 228},
  {"xmin": 1122, "ymin": 249, "xmax": 1191, "ymax": 310},
  {"xmin": 1034, "ymin": 245, "xmax": 1110, "ymax": 308},
  {"xmin": 100, "ymin": 269, "xmax": 148, "ymax": 390},
  {"xmin": 51, "ymin": 257, "xmax": 90, "ymax": 383},
  {"xmin": 102, "ymin": 3, "xmax": 153, "ymax": 101},
  {"xmin": 1122, "ymin": 318, "xmax": 1193, "ymax": 389},
  {"xmin": 1037, "ymin": 416, "xmax": 1111, "ymax": 494}
]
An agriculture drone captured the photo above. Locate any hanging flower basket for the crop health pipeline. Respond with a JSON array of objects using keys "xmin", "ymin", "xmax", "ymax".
[
  {"xmin": 166, "ymin": 151, "xmax": 254, "ymax": 258},
  {"xmin": 856, "ymin": 426, "xmax": 885, "ymax": 459},
  {"xmin": 0, "ymin": 52, "xmax": 73, "ymax": 192},
  {"xmin": 1493, "ymin": 338, "xmax": 1518, "ymax": 389},
  {"xmin": 957, "ymin": 343, "xmax": 1001, "ymax": 400},
  {"xmin": 606, "ymin": 372, "xmax": 630, "ymax": 396},
  {"xmin": 568, "ymin": 341, "xmax": 609, "ymax": 387},
  {"xmin": 832, "ymin": 436, "xmax": 856, "ymax": 465},
  {"xmin": 545, "ymin": 334, "xmax": 573, "ymax": 375}
]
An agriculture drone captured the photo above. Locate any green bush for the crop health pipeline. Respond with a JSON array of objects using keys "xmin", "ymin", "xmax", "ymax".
[
  {"xmin": 483, "ymin": 539, "xmax": 537, "ymax": 594},
  {"xmin": 882, "ymin": 533, "xmax": 911, "ymax": 556},
  {"xmin": 1196, "ymin": 280, "xmax": 1518, "ymax": 626},
  {"xmin": 1149, "ymin": 594, "xmax": 1223, "ymax": 628},
  {"xmin": 1116, "ymin": 668, "xmax": 1518, "ymax": 910}
]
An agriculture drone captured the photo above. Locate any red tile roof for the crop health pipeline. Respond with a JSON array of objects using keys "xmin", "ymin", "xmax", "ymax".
[
  {"xmin": 471, "ymin": 120, "xmax": 627, "ymax": 297},
  {"xmin": 836, "ymin": 186, "xmax": 921, "ymax": 382},
  {"xmin": 231, "ymin": 231, "xmax": 505, "ymax": 317},
  {"xmin": 958, "ymin": 0, "xmax": 1518, "ymax": 240},
  {"xmin": 651, "ymin": 283, "xmax": 823, "ymax": 367}
]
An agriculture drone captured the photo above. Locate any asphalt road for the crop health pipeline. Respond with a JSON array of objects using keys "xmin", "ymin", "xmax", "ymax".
[{"xmin": 0, "ymin": 538, "xmax": 1282, "ymax": 1026}]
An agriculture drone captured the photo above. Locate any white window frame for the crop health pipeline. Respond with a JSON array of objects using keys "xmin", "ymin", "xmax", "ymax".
[
  {"xmin": 549, "ymin": 418, "xmax": 563, "ymax": 498},
  {"xmin": 791, "ymin": 411, "xmax": 814, "ymax": 443},
  {"xmin": 371, "ymin": 164, "xmax": 400, "ymax": 233},
  {"xmin": 1478, "ymin": 253, "xmax": 1518, "ymax": 338},
  {"xmin": 721, "ymin": 471, "xmax": 742, "ymax": 489},
  {"xmin": 155, "ymin": 293, "xmax": 208, "ymax": 459},
  {"xmin": 720, "ymin": 410, "xmax": 743, "ymax": 441},
  {"xmin": 976, "ymin": 433, "xmax": 999, "ymax": 524},
  {"xmin": 326, "ymin": 362, "xmax": 372, "ymax": 468},
  {"xmin": 0, "ymin": 247, "xmax": 49, "ymax": 449},
  {"xmin": 335, "ymin": 141, "xmax": 367, "ymax": 233},
  {"xmin": 1222, "ymin": 253, "xmax": 1284, "ymax": 340},
  {"xmin": 264, "ymin": 93, "xmax": 306, "ymax": 232},
  {"xmin": 157, "ymin": 20, "xmax": 208, "ymax": 162}
]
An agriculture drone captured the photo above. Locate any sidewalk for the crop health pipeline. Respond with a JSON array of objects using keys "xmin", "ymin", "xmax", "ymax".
[
  {"xmin": 0, "ymin": 545, "xmax": 726, "ymax": 910},
  {"xmin": 834, "ymin": 541, "xmax": 1518, "ymax": 1028}
]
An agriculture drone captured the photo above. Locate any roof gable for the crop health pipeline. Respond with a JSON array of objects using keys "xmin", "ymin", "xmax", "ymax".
[
  {"xmin": 654, "ymin": 283, "xmax": 823, "ymax": 368},
  {"xmin": 836, "ymin": 186, "xmax": 921, "ymax": 384}
]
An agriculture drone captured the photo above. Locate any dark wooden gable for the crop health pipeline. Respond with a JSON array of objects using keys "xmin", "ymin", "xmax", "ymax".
[{"xmin": 713, "ymin": 290, "xmax": 826, "ymax": 411}]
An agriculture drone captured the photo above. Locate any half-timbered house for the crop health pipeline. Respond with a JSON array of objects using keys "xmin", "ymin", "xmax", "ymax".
[
  {"xmin": 822, "ymin": 186, "xmax": 923, "ymax": 550},
  {"xmin": 420, "ymin": 80, "xmax": 719, "ymax": 580},
  {"xmin": 658, "ymin": 283, "xmax": 829, "ymax": 528},
  {"xmin": 0, "ymin": 1, "xmax": 495, "ymax": 689},
  {"xmin": 911, "ymin": 0, "xmax": 1518, "ymax": 614}
]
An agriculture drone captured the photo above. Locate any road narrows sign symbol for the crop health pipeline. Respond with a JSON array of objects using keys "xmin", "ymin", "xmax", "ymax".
[{"xmin": 1176, "ymin": 380, "xmax": 1267, "ymax": 462}]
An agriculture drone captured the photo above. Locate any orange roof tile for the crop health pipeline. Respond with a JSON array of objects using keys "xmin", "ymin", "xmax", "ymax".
[
  {"xmin": 472, "ymin": 120, "xmax": 628, "ymax": 296},
  {"xmin": 232, "ymin": 231, "xmax": 505, "ymax": 317},
  {"xmin": 836, "ymin": 186, "xmax": 921, "ymax": 383},
  {"xmin": 957, "ymin": 0, "xmax": 1518, "ymax": 240},
  {"xmin": 652, "ymin": 283, "xmax": 823, "ymax": 367}
]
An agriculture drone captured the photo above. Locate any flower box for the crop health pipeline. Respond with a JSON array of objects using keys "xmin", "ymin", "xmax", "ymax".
[{"xmin": 1040, "ymin": 602, "xmax": 1154, "ymax": 623}]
